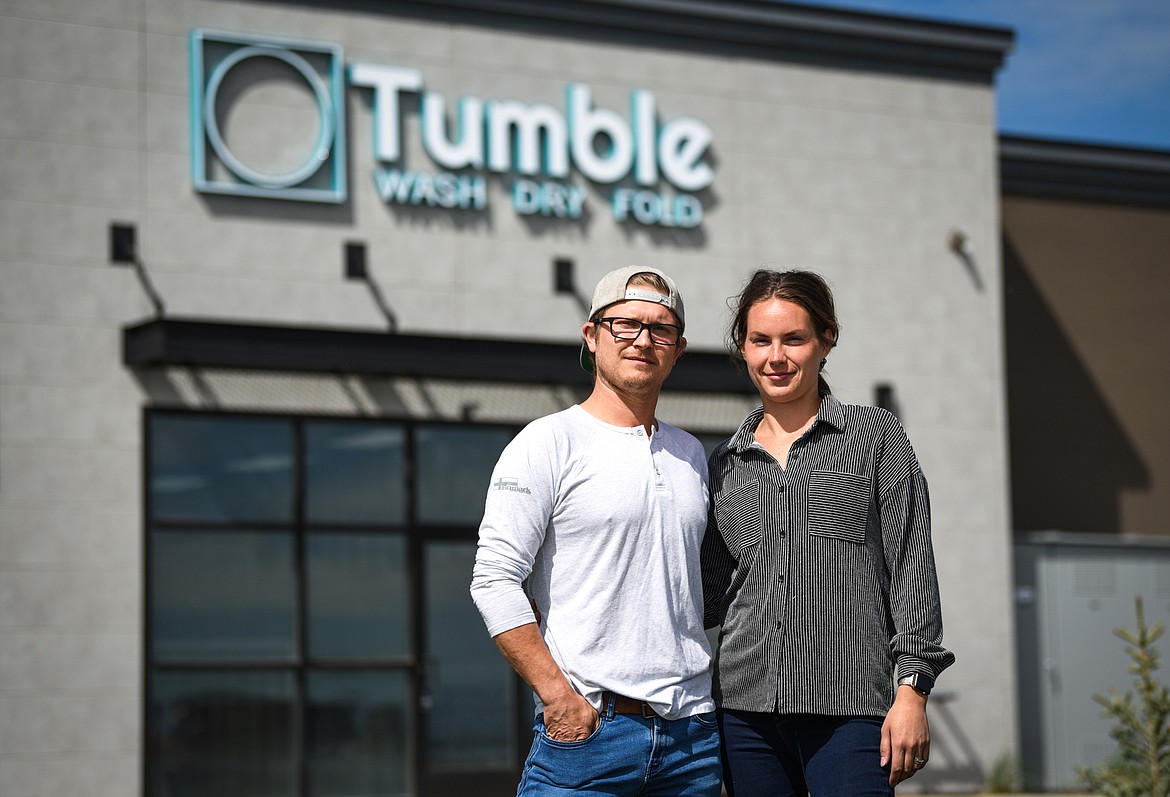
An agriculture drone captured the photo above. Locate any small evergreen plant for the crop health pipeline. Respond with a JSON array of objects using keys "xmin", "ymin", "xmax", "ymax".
[
  {"xmin": 983, "ymin": 751, "xmax": 1021, "ymax": 793},
  {"xmin": 1078, "ymin": 596, "xmax": 1170, "ymax": 797}
]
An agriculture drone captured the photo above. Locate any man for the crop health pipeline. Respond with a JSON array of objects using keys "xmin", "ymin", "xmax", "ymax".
[{"xmin": 470, "ymin": 266, "xmax": 721, "ymax": 796}]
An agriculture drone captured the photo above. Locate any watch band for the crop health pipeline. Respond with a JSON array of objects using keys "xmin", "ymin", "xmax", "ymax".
[{"xmin": 897, "ymin": 672, "xmax": 935, "ymax": 696}]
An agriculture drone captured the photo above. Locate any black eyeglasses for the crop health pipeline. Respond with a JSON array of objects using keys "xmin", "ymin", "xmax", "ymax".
[{"xmin": 592, "ymin": 316, "xmax": 683, "ymax": 346}]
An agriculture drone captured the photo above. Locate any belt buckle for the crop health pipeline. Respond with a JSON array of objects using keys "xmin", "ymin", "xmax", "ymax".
[{"xmin": 640, "ymin": 702, "xmax": 655, "ymax": 719}]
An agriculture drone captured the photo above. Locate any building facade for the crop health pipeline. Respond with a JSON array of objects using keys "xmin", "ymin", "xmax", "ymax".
[
  {"xmin": 1001, "ymin": 136, "xmax": 1170, "ymax": 790},
  {"xmin": 0, "ymin": 0, "xmax": 1097, "ymax": 794}
]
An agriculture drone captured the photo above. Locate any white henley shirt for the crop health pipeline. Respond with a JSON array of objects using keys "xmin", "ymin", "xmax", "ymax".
[{"xmin": 470, "ymin": 405, "xmax": 714, "ymax": 720}]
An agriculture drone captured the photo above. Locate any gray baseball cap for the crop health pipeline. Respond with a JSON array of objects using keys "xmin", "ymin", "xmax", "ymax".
[{"xmin": 580, "ymin": 266, "xmax": 685, "ymax": 373}]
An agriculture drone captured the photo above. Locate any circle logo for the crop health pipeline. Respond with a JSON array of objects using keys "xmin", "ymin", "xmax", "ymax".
[{"xmin": 203, "ymin": 45, "xmax": 335, "ymax": 189}]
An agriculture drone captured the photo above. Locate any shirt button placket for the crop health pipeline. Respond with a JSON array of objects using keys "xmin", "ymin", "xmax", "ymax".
[{"xmin": 776, "ymin": 468, "xmax": 790, "ymax": 626}]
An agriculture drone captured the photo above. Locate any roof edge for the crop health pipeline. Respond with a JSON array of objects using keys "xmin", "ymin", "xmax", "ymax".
[
  {"xmin": 266, "ymin": 0, "xmax": 1015, "ymax": 82},
  {"xmin": 1000, "ymin": 134, "xmax": 1170, "ymax": 208}
]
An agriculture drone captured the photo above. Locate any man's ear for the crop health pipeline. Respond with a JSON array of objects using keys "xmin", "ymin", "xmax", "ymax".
[
  {"xmin": 581, "ymin": 321, "xmax": 598, "ymax": 355},
  {"xmin": 674, "ymin": 336, "xmax": 687, "ymax": 362}
]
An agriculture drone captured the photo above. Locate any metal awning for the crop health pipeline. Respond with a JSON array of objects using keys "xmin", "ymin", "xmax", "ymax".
[{"xmin": 122, "ymin": 318, "xmax": 755, "ymax": 394}]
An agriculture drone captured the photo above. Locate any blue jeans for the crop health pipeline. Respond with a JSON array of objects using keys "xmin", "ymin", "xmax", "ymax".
[
  {"xmin": 517, "ymin": 696, "xmax": 722, "ymax": 796},
  {"xmin": 719, "ymin": 710, "xmax": 893, "ymax": 796}
]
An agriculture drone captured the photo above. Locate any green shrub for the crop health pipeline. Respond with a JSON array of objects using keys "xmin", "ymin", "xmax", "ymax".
[
  {"xmin": 1078, "ymin": 596, "xmax": 1170, "ymax": 797},
  {"xmin": 983, "ymin": 750, "xmax": 1021, "ymax": 793}
]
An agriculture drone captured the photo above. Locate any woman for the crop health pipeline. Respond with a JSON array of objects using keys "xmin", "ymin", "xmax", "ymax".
[{"xmin": 702, "ymin": 269, "xmax": 955, "ymax": 796}]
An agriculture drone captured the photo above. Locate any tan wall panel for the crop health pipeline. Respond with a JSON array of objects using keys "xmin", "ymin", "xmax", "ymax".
[{"xmin": 1004, "ymin": 196, "xmax": 1170, "ymax": 535}]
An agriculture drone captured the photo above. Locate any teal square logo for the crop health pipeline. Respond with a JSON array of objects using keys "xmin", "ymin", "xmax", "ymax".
[{"xmin": 190, "ymin": 30, "xmax": 346, "ymax": 203}]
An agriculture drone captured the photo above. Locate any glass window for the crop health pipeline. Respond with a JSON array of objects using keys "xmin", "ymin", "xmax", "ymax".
[
  {"xmin": 425, "ymin": 541, "xmax": 516, "ymax": 771},
  {"xmin": 415, "ymin": 426, "xmax": 512, "ymax": 525},
  {"xmin": 307, "ymin": 669, "xmax": 412, "ymax": 797},
  {"xmin": 150, "ymin": 415, "xmax": 294, "ymax": 523},
  {"xmin": 147, "ymin": 412, "xmax": 522, "ymax": 797},
  {"xmin": 307, "ymin": 532, "xmax": 409, "ymax": 660},
  {"xmin": 151, "ymin": 530, "xmax": 296, "ymax": 662},
  {"xmin": 306, "ymin": 422, "xmax": 407, "ymax": 525},
  {"xmin": 150, "ymin": 669, "xmax": 296, "ymax": 797}
]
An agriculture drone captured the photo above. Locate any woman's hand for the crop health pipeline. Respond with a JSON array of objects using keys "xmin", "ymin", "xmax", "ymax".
[{"xmin": 880, "ymin": 686, "xmax": 931, "ymax": 786}]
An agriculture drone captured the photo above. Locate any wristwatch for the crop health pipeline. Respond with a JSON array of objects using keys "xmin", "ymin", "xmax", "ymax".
[{"xmin": 897, "ymin": 672, "xmax": 935, "ymax": 696}]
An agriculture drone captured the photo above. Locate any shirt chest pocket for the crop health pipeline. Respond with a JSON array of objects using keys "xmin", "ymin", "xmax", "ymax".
[
  {"xmin": 807, "ymin": 470, "xmax": 872, "ymax": 545},
  {"xmin": 714, "ymin": 480, "xmax": 764, "ymax": 556}
]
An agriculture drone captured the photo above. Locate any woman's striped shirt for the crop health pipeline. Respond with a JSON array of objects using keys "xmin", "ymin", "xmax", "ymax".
[{"xmin": 701, "ymin": 392, "xmax": 955, "ymax": 716}]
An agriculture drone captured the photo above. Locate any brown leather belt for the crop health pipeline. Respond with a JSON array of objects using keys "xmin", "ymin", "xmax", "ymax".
[{"xmin": 604, "ymin": 691, "xmax": 658, "ymax": 718}]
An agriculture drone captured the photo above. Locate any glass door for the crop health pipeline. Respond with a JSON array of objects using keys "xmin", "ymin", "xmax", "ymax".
[{"xmin": 414, "ymin": 424, "xmax": 527, "ymax": 796}]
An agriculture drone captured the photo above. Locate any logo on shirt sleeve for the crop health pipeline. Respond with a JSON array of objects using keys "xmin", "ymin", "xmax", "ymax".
[{"xmin": 492, "ymin": 476, "xmax": 532, "ymax": 494}]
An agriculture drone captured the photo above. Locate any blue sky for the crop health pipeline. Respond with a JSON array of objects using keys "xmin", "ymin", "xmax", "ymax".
[{"xmin": 792, "ymin": 0, "xmax": 1170, "ymax": 151}]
